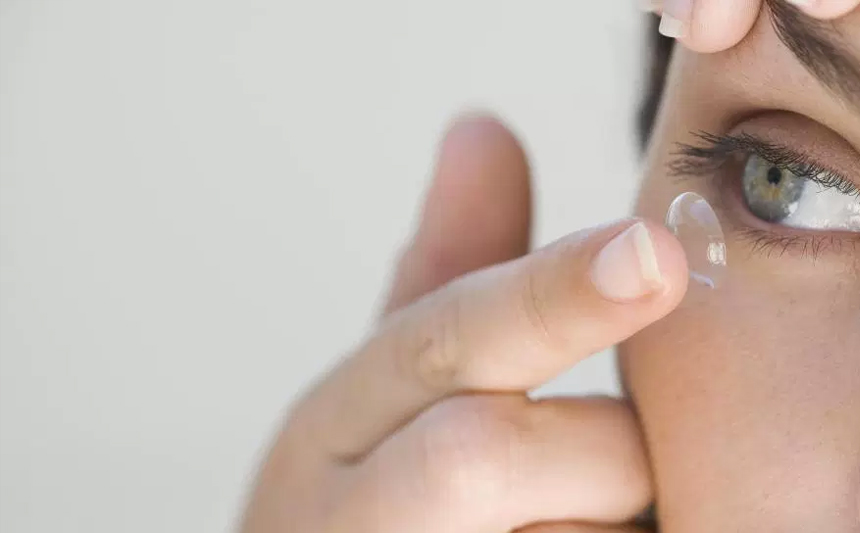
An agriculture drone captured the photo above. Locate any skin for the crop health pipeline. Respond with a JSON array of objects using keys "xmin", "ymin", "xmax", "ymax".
[
  {"xmin": 239, "ymin": 3, "xmax": 860, "ymax": 532},
  {"xmin": 621, "ymin": 6, "xmax": 860, "ymax": 532},
  {"xmin": 240, "ymin": 116, "xmax": 688, "ymax": 533}
]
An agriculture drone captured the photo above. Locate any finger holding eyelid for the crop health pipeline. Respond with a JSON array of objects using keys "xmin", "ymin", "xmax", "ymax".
[
  {"xmin": 786, "ymin": 0, "xmax": 860, "ymax": 20},
  {"xmin": 657, "ymin": 0, "xmax": 761, "ymax": 53}
]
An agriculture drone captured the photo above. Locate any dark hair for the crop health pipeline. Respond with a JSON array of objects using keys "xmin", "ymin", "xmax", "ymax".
[{"xmin": 638, "ymin": 16, "xmax": 675, "ymax": 151}]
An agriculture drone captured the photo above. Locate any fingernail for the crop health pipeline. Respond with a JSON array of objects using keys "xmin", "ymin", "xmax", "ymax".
[
  {"xmin": 659, "ymin": 0, "xmax": 693, "ymax": 38},
  {"xmin": 591, "ymin": 222, "xmax": 664, "ymax": 302},
  {"xmin": 785, "ymin": 0, "xmax": 813, "ymax": 5}
]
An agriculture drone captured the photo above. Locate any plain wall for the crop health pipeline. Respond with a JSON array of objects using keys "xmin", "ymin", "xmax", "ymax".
[{"xmin": 0, "ymin": 1, "xmax": 645, "ymax": 531}]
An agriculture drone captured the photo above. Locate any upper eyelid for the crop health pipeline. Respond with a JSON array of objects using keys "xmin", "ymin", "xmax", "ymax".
[{"xmin": 668, "ymin": 132, "xmax": 860, "ymax": 197}]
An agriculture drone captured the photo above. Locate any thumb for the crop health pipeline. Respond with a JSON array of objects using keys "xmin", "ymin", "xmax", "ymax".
[{"xmin": 383, "ymin": 114, "xmax": 532, "ymax": 314}]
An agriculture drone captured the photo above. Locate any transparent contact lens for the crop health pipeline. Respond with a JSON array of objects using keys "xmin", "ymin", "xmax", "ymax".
[{"xmin": 665, "ymin": 192, "xmax": 727, "ymax": 289}]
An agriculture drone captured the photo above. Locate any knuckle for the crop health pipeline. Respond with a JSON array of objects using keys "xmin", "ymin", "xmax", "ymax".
[
  {"xmin": 418, "ymin": 397, "xmax": 529, "ymax": 506},
  {"xmin": 397, "ymin": 291, "xmax": 467, "ymax": 391},
  {"xmin": 520, "ymin": 266, "xmax": 556, "ymax": 350}
]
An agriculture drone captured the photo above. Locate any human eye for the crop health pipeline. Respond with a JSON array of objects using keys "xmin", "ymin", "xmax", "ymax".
[
  {"xmin": 669, "ymin": 131, "xmax": 860, "ymax": 258},
  {"xmin": 740, "ymin": 152, "xmax": 859, "ymax": 232}
]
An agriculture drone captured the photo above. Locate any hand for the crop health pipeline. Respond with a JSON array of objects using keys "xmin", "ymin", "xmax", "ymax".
[
  {"xmin": 239, "ymin": 116, "xmax": 689, "ymax": 533},
  {"xmin": 647, "ymin": 0, "xmax": 860, "ymax": 52}
]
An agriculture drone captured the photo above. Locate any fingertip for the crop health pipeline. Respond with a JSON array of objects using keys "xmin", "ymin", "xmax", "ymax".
[
  {"xmin": 438, "ymin": 111, "xmax": 525, "ymax": 163},
  {"xmin": 434, "ymin": 111, "xmax": 529, "ymax": 197},
  {"xmin": 680, "ymin": 0, "xmax": 762, "ymax": 53},
  {"xmin": 588, "ymin": 220, "xmax": 688, "ymax": 310},
  {"xmin": 426, "ymin": 110, "xmax": 531, "ymax": 256},
  {"xmin": 384, "ymin": 111, "xmax": 532, "ymax": 313}
]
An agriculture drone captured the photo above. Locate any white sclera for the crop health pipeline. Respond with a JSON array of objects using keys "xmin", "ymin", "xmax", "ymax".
[{"xmin": 665, "ymin": 192, "xmax": 727, "ymax": 289}]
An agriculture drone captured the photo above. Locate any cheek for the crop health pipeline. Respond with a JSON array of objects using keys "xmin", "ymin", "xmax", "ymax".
[
  {"xmin": 630, "ymin": 40, "xmax": 860, "ymax": 529},
  {"xmin": 619, "ymin": 279, "xmax": 860, "ymax": 530}
]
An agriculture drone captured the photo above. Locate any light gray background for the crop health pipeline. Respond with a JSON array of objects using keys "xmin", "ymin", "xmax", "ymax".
[{"xmin": 0, "ymin": 1, "xmax": 645, "ymax": 531}]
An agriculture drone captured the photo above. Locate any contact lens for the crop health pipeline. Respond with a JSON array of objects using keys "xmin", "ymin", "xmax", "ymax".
[{"xmin": 665, "ymin": 192, "xmax": 727, "ymax": 289}]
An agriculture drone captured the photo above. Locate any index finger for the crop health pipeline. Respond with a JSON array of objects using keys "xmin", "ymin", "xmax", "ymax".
[
  {"xmin": 653, "ymin": 0, "xmax": 860, "ymax": 53},
  {"xmin": 289, "ymin": 219, "xmax": 688, "ymax": 461}
]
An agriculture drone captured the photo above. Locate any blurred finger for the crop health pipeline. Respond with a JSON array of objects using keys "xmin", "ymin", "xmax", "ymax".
[
  {"xmin": 291, "ymin": 218, "xmax": 688, "ymax": 460},
  {"xmin": 383, "ymin": 115, "xmax": 531, "ymax": 314},
  {"xmin": 329, "ymin": 396, "xmax": 653, "ymax": 532}
]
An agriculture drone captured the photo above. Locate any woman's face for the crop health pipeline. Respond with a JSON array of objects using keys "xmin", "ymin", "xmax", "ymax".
[{"xmin": 620, "ymin": 6, "xmax": 860, "ymax": 532}]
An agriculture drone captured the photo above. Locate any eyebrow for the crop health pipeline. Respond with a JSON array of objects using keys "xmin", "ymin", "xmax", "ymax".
[{"xmin": 766, "ymin": 0, "xmax": 860, "ymax": 114}]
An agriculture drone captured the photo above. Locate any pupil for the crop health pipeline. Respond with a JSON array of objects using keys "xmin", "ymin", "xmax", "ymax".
[{"xmin": 767, "ymin": 166, "xmax": 783, "ymax": 185}]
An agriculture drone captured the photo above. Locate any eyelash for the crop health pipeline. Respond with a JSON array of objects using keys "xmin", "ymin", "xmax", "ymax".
[
  {"xmin": 668, "ymin": 132, "xmax": 860, "ymax": 259},
  {"xmin": 670, "ymin": 132, "xmax": 859, "ymax": 196}
]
